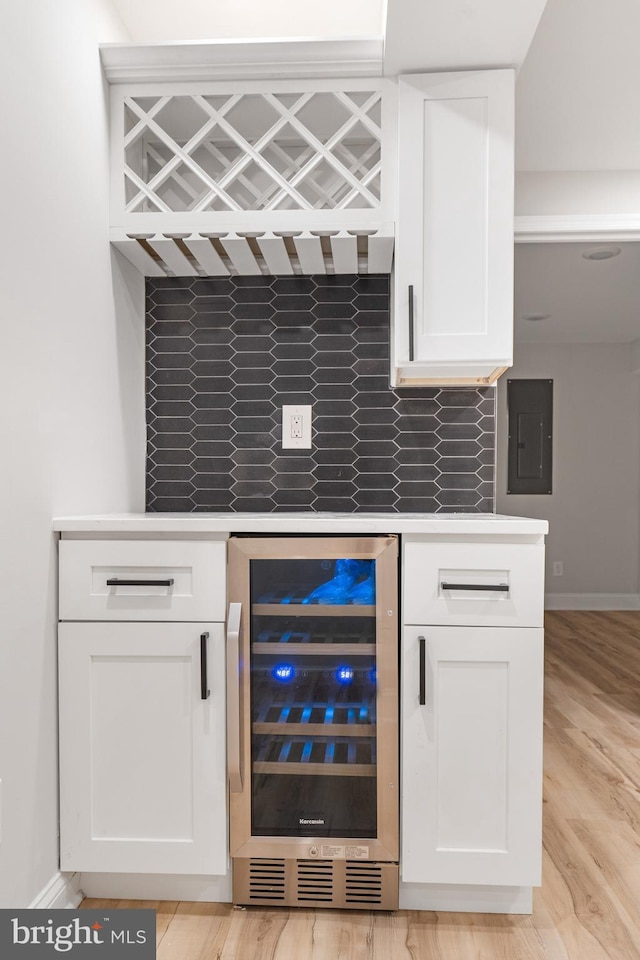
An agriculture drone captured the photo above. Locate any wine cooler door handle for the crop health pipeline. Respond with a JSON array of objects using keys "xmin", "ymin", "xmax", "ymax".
[
  {"xmin": 226, "ymin": 602, "xmax": 243, "ymax": 794},
  {"xmin": 418, "ymin": 635, "xmax": 426, "ymax": 706}
]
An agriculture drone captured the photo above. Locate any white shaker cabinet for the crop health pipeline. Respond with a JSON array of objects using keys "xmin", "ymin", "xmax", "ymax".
[
  {"xmin": 401, "ymin": 625, "xmax": 543, "ymax": 886},
  {"xmin": 392, "ymin": 70, "xmax": 515, "ymax": 386},
  {"xmin": 54, "ymin": 516, "xmax": 547, "ymax": 910},
  {"xmin": 59, "ymin": 621, "xmax": 227, "ymax": 875},
  {"xmin": 57, "ymin": 538, "xmax": 228, "ymax": 876},
  {"xmin": 400, "ymin": 536, "xmax": 544, "ymax": 891}
]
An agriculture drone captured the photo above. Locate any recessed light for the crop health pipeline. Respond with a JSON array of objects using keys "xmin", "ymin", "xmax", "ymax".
[
  {"xmin": 581, "ymin": 245, "xmax": 621, "ymax": 261},
  {"xmin": 522, "ymin": 313, "xmax": 550, "ymax": 322}
]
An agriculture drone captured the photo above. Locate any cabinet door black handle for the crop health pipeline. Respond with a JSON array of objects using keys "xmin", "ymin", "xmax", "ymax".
[
  {"xmin": 408, "ymin": 284, "xmax": 415, "ymax": 361},
  {"xmin": 200, "ymin": 632, "xmax": 210, "ymax": 700},
  {"xmin": 441, "ymin": 582, "xmax": 509, "ymax": 592},
  {"xmin": 106, "ymin": 578, "xmax": 175, "ymax": 587},
  {"xmin": 418, "ymin": 635, "xmax": 426, "ymax": 706}
]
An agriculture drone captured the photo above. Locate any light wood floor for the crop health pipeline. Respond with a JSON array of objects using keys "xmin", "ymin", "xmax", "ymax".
[{"xmin": 82, "ymin": 611, "xmax": 640, "ymax": 959}]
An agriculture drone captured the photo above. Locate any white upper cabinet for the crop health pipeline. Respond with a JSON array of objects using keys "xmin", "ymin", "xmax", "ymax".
[
  {"xmin": 105, "ymin": 60, "xmax": 515, "ymax": 382},
  {"xmin": 392, "ymin": 70, "xmax": 515, "ymax": 386}
]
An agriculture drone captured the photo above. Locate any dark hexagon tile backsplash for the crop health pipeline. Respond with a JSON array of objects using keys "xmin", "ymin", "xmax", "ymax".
[{"xmin": 146, "ymin": 275, "xmax": 495, "ymax": 513}]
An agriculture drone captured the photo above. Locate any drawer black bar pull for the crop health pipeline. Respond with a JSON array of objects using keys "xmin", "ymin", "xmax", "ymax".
[
  {"xmin": 106, "ymin": 578, "xmax": 175, "ymax": 587},
  {"xmin": 408, "ymin": 284, "xmax": 415, "ymax": 361},
  {"xmin": 441, "ymin": 582, "xmax": 509, "ymax": 592},
  {"xmin": 418, "ymin": 635, "xmax": 426, "ymax": 706},
  {"xmin": 200, "ymin": 632, "xmax": 210, "ymax": 701}
]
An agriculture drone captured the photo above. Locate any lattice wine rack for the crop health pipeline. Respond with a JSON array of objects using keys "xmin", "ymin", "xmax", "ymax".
[{"xmin": 109, "ymin": 79, "xmax": 396, "ymax": 276}]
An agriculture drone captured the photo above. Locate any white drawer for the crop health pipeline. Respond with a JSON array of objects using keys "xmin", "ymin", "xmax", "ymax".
[
  {"xmin": 403, "ymin": 540, "xmax": 544, "ymax": 627},
  {"xmin": 59, "ymin": 540, "xmax": 226, "ymax": 621}
]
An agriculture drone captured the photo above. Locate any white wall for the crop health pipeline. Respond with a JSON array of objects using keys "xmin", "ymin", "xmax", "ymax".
[
  {"xmin": 515, "ymin": 171, "xmax": 640, "ymax": 216},
  {"xmin": 384, "ymin": 0, "xmax": 546, "ymax": 76},
  {"xmin": 0, "ymin": 0, "xmax": 145, "ymax": 907},
  {"xmin": 110, "ymin": 0, "xmax": 385, "ymax": 42},
  {"xmin": 515, "ymin": 0, "xmax": 640, "ymax": 172},
  {"xmin": 496, "ymin": 342, "xmax": 640, "ymax": 602}
]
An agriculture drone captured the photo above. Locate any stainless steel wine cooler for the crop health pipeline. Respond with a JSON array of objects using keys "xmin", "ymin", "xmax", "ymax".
[{"xmin": 227, "ymin": 536, "xmax": 399, "ymax": 910}]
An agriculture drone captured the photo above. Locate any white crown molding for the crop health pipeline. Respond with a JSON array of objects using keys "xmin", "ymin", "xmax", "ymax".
[
  {"xmin": 99, "ymin": 38, "xmax": 384, "ymax": 83},
  {"xmin": 515, "ymin": 214, "xmax": 640, "ymax": 243},
  {"xmin": 545, "ymin": 593, "xmax": 640, "ymax": 610}
]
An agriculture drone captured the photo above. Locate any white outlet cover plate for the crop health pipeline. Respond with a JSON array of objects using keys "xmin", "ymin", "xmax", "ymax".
[{"xmin": 282, "ymin": 404, "xmax": 312, "ymax": 449}]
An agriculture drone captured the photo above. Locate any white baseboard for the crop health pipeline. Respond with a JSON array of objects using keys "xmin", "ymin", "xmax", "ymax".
[
  {"xmin": 35, "ymin": 871, "xmax": 531, "ymax": 914},
  {"xmin": 399, "ymin": 882, "xmax": 533, "ymax": 914},
  {"xmin": 79, "ymin": 872, "xmax": 232, "ymax": 903},
  {"xmin": 545, "ymin": 593, "xmax": 640, "ymax": 610},
  {"xmin": 28, "ymin": 872, "xmax": 83, "ymax": 909}
]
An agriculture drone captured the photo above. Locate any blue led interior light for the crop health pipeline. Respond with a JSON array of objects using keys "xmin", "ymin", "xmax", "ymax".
[{"xmin": 273, "ymin": 663, "xmax": 295, "ymax": 682}]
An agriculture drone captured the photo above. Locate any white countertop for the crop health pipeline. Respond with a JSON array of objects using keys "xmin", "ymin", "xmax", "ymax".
[{"xmin": 53, "ymin": 512, "xmax": 548, "ymax": 537}]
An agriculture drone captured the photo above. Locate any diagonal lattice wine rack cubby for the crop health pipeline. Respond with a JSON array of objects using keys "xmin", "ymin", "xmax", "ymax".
[{"xmin": 109, "ymin": 79, "xmax": 396, "ymax": 277}]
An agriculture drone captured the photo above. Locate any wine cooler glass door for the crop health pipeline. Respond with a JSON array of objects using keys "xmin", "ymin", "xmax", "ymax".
[
  {"xmin": 228, "ymin": 536, "xmax": 398, "ymax": 863},
  {"xmin": 250, "ymin": 557, "xmax": 378, "ymax": 838}
]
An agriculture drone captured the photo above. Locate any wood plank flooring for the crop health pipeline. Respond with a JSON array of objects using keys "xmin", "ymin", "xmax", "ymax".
[{"xmin": 82, "ymin": 611, "xmax": 640, "ymax": 959}]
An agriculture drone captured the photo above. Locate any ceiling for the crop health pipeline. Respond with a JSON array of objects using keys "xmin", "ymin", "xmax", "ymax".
[{"xmin": 107, "ymin": 0, "xmax": 640, "ymax": 346}]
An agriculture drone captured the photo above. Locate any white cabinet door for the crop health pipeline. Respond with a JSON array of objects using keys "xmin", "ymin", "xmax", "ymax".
[
  {"xmin": 401, "ymin": 625, "xmax": 542, "ymax": 886},
  {"xmin": 59, "ymin": 621, "xmax": 227, "ymax": 875},
  {"xmin": 392, "ymin": 70, "xmax": 514, "ymax": 386}
]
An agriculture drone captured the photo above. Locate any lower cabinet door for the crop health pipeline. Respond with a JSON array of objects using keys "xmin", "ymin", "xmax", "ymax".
[
  {"xmin": 401, "ymin": 625, "xmax": 543, "ymax": 886},
  {"xmin": 59, "ymin": 621, "xmax": 227, "ymax": 875}
]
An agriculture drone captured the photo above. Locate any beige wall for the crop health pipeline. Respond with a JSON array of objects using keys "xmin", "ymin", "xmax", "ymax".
[{"xmin": 496, "ymin": 341, "xmax": 640, "ymax": 601}]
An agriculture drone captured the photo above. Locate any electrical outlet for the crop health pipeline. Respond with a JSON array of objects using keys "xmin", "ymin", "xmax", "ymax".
[
  {"xmin": 282, "ymin": 405, "xmax": 312, "ymax": 449},
  {"xmin": 552, "ymin": 561, "xmax": 564, "ymax": 577}
]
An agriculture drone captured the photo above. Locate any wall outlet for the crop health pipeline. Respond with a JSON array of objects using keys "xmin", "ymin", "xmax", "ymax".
[
  {"xmin": 282, "ymin": 405, "xmax": 312, "ymax": 449},
  {"xmin": 552, "ymin": 561, "xmax": 564, "ymax": 577}
]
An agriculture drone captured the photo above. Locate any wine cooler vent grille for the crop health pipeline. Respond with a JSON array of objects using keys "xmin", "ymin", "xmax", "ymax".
[
  {"xmin": 297, "ymin": 860, "xmax": 334, "ymax": 902},
  {"xmin": 345, "ymin": 862, "xmax": 384, "ymax": 905},
  {"xmin": 248, "ymin": 859, "xmax": 286, "ymax": 901},
  {"xmin": 235, "ymin": 858, "xmax": 398, "ymax": 910}
]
